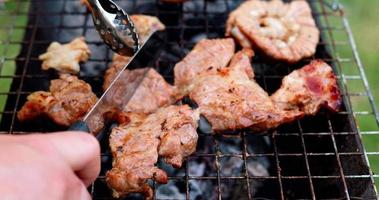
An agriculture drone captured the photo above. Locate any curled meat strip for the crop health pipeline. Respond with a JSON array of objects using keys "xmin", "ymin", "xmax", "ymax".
[{"xmin": 226, "ymin": 0, "xmax": 319, "ymax": 63}]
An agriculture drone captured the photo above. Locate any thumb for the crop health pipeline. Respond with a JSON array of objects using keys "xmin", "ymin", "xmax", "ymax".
[{"xmin": 46, "ymin": 131, "xmax": 101, "ymax": 187}]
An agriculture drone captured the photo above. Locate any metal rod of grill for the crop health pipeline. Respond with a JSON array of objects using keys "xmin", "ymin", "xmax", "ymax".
[{"xmin": 0, "ymin": 0, "xmax": 378, "ymax": 199}]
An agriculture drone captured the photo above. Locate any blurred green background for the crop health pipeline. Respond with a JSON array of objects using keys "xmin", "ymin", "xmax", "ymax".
[
  {"xmin": 340, "ymin": 0, "xmax": 379, "ymax": 183},
  {"xmin": 0, "ymin": 0, "xmax": 379, "ymax": 189}
]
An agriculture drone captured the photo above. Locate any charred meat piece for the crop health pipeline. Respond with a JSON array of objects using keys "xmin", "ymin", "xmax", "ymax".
[
  {"xmin": 106, "ymin": 105, "xmax": 199, "ymax": 199},
  {"xmin": 18, "ymin": 74, "xmax": 97, "ymax": 126},
  {"xmin": 271, "ymin": 60, "xmax": 341, "ymax": 115},
  {"xmin": 174, "ymin": 38, "xmax": 235, "ymax": 93},
  {"xmin": 226, "ymin": 0, "xmax": 319, "ymax": 63},
  {"xmin": 189, "ymin": 49, "xmax": 301, "ymax": 132},
  {"xmin": 39, "ymin": 37, "xmax": 90, "ymax": 74}
]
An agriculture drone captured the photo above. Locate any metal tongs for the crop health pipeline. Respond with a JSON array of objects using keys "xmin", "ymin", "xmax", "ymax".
[{"xmin": 86, "ymin": 0, "xmax": 139, "ymax": 56}]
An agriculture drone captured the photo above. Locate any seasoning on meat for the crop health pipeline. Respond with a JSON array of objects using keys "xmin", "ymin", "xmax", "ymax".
[
  {"xmin": 102, "ymin": 14, "xmax": 166, "ymax": 89},
  {"xmin": 17, "ymin": 74, "xmax": 97, "ymax": 126},
  {"xmin": 105, "ymin": 67, "xmax": 177, "ymax": 114},
  {"xmin": 102, "ymin": 54, "xmax": 131, "ymax": 91},
  {"xmin": 106, "ymin": 105, "xmax": 199, "ymax": 199},
  {"xmin": 174, "ymin": 38, "xmax": 235, "ymax": 93},
  {"xmin": 87, "ymin": 67, "xmax": 177, "ymax": 134},
  {"xmin": 226, "ymin": 0, "xmax": 319, "ymax": 63},
  {"xmin": 39, "ymin": 37, "xmax": 90, "ymax": 74},
  {"xmin": 189, "ymin": 49, "xmax": 301, "ymax": 132},
  {"xmin": 271, "ymin": 60, "xmax": 341, "ymax": 115}
]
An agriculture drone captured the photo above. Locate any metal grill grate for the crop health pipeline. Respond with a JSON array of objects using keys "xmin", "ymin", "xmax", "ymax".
[{"xmin": 1, "ymin": 0, "xmax": 379, "ymax": 199}]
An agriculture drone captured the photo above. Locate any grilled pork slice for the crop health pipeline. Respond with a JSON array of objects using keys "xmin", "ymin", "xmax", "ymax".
[
  {"xmin": 17, "ymin": 74, "xmax": 97, "ymax": 126},
  {"xmin": 106, "ymin": 67, "xmax": 177, "ymax": 114},
  {"xmin": 106, "ymin": 105, "xmax": 199, "ymax": 199},
  {"xmin": 102, "ymin": 13, "xmax": 166, "ymax": 90},
  {"xmin": 102, "ymin": 54, "xmax": 131, "ymax": 91},
  {"xmin": 271, "ymin": 60, "xmax": 341, "ymax": 115},
  {"xmin": 130, "ymin": 15, "xmax": 165, "ymax": 44},
  {"xmin": 226, "ymin": 0, "xmax": 319, "ymax": 63},
  {"xmin": 87, "ymin": 67, "xmax": 177, "ymax": 134},
  {"xmin": 39, "ymin": 37, "xmax": 90, "ymax": 74},
  {"xmin": 189, "ymin": 49, "xmax": 301, "ymax": 132},
  {"xmin": 174, "ymin": 38, "xmax": 235, "ymax": 93}
]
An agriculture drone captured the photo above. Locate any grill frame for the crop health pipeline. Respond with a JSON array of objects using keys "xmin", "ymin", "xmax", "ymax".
[{"xmin": 0, "ymin": 0, "xmax": 378, "ymax": 199}]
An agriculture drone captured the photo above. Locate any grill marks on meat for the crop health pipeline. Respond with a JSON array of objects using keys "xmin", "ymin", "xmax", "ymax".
[
  {"xmin": 39, "ymin": 37, "xmax": 90, "ymax": 74},
  {"xmin": 271, "ymin": 60, "xmax": 341, "ymax": 115},
  {"xmin": 226, "ymin": 0, "xmax": 319, "ymax": 63},
  {"xmin": 188, "ymin": 49, "xmax": 302, "ymax": 132},
  {"xmin": 106, "ymin": 105, "xmax": 199, "ymax": 199},
  {"xmin": 174, "ymin": 38, "xmax": 235, "ymax": 93},
  {"xmin": 17, "ymin": 74, "xmax": 97, "ymax": 126}
]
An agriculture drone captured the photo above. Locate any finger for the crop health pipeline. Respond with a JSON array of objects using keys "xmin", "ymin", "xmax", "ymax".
[
  {"xmin": 67, "ymin": 177, "xmax": 92, "ymax": 200},
  {"xmin": 79, "ymin": 183, "xmax": 92, "ymax": 200},
  {"xmin": 46, "ymin": 132, "xmax": 101, "ymax": 186}
]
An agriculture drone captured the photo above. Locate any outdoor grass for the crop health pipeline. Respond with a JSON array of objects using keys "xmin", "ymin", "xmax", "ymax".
[
  {"xmin": 340, "ymin": 0, "xmax": 379, "ymax": 178},
  {"xmin": 1, "ymin": 0, "xmax": 379, "ymax": 190},
  {"xmin": 0, "ymin": 1, "xmax": 29, "ymax": 121}
]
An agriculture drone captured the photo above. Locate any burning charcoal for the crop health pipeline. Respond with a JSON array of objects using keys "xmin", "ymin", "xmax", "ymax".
[
  {"xmin": 189, "ymin": 179, "xmax": 218, "ymax": 199},
  {"xmin": 156, "ymin": 181, "xmax": 186, "ymax": 199},
  {"xmin": 189, "ymin": 162, "xmax": 206, "ymax": 177},
  {"xmin": 198, "ymin": 115, "xmax": 213, "ymax": 134}
]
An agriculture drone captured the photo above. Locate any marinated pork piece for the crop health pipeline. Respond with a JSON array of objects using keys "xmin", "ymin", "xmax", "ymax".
[
  {"xmin": 174, "ymin": 38, "xmax": 235, "ymax": 93},
  {"xmin": 106, "ymin": 67, "xmax": 177, "ymax": 114},
  {"xmin": 17, "ymin": 74, "xmax": 97, "ymax": 126},
  {"xmin": 102, "ymin": 14, "xmax": 166, "ymax": 89},
  {"xmin": 39, "ymin": 37, "xmax": 90, "ymax": 74},
  {"xmin": 226, "ymin": 0, "xmax": 319, "ymax": 63},
  {"xmin": 106, "ymin": 105, "xmax": 199, "ymax": 199},
  {"xmin": 130, "ymin": 15, "xmax": 166, "ymax": 44},
  {"xmin": 87, "ymin": 67, "xmax": 177, "ymax": 134},
  {"xmin": 271, "ymin": 60, "xmax": 341, "ymax": 115},
  {"xmin": 189, "ymin": 49, "xmax": 301, "ymax": 132},
  {"xmin": 102, "ymin": 54, "xmax": 131, "ymax": 91}
]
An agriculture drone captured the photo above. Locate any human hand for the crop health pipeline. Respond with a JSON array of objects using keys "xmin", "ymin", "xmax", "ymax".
[{"xmin": 0, "ymin": 132, "xmax": 100, "ymax": 200}]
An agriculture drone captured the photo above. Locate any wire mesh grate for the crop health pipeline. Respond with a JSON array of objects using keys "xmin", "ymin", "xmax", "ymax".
[{"xmin": 0, "ymin": 0, "xmax": 378, "ymax": 199}]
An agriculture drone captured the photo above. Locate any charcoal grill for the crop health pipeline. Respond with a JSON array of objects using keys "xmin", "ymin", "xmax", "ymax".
[{"xmin": 1, "ymin": 0, "xmax": 378, "ymax": 199}]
